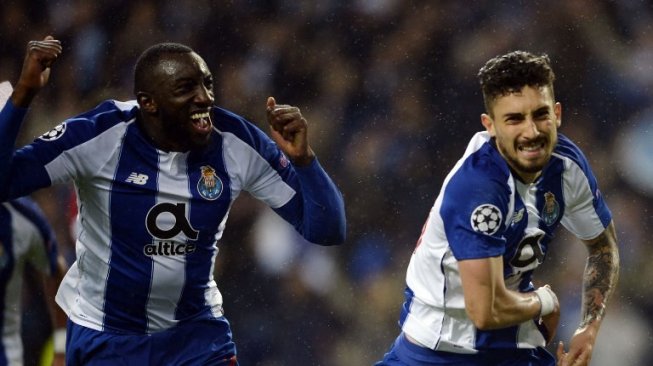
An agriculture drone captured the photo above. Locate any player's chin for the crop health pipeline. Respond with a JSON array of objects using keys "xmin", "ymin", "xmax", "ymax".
[{"xmin": 189, "ymin": 132, "xmax": 212, "ymax": 149}]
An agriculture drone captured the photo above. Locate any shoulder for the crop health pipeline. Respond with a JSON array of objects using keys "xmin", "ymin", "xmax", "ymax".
[
  {"xmin": 449, "ymin": 132, "xmax": 511, "ymax": 191},
  {"xmin": 67, "ymin": 99, "xmax": 138, "ymax": 129},
  {"xmin": 441, "ymin": 133, "xmax": 513, "ymax": 215},
  {"xmin": 553, "ymin": 134, "xmax": 591, "ymax": 168},
  {"xmin": 40, "ymin": 100, "xmax": 138, "ymax": 145},
  {"xmin": 211, "ymin": 106, "xmax": 273, "ymax": 149}
]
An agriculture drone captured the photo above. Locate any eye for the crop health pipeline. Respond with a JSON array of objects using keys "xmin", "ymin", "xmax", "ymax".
[
  {"xmin": 175, "ymin": 82, "xmax": 194, "ymax": 94},
  {"xmin": 533, "ymin": 110, "xmax": 550, "ymax": 120},
  {"xmin": 505, "ymin": 115, "xmax": 523, "ymax": 124},
  {"xmin": 204, "ymin": 76, "xmax": 214, "ymax": 90}
]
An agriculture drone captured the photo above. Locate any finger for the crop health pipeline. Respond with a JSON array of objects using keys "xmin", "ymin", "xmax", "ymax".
[
  {"xmin": 267, "ymin": 96, "xmax": 276, "ymax": 110},
  {"xmin": 269, "ymin": 105, "xmax": 302, "ymax": 128},
  {"xmin": 31, "ymin": 41, "xmax": 63, "ymax": 54},
  {"xmin": 556, "ymin": 341, "xmax": 565, "ymax": 359},
  {"xmin": 279, "ymin": 118, "xmax": 307, "ymax": 135}
]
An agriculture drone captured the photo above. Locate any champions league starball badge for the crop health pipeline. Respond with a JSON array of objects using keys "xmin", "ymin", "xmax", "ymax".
[
  {"xmin": 39, "ymin": 122, "xmax": 67, "ymax": 141},
  {"xmin": 197, "ymin": 165, "xmax": 222, "ymax": 200},
  {"xmin": 470, "ymin": 204, "xmax": 502, "ymax": 235}
]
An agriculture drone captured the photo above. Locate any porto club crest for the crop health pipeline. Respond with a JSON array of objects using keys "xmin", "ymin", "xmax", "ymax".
[
  {"xmin": 542, "ymin": 191, "xmax": 560, "ymax": 226},
  {"xmin": 197, "ymin": 165, "xmax": 222, "ymax": 200}
]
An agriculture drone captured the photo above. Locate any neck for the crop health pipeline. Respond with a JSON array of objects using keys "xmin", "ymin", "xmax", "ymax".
[{"xmin": 137, "ymin": 113, "xmax": 180, "ymax": 152}]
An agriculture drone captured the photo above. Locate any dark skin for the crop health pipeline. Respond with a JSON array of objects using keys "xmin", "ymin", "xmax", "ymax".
[
  {"xmin": 136, "ymin": 51, "xmax": 315, "ymax": 166},
  {"xmin": 9, "ymin": 35, "xmax": 66, "ymax": 366},
  {"xmin": 10, "ymin": 36, "xmax": 315, "ymax": 365},
  {"xmin": 11, "ymin": 36, "xmax": 62, "ymax": 107}
]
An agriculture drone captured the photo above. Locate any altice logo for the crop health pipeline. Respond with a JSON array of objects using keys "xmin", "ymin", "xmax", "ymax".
[{"xmin": 144, "ymin": 202, "xmax": 199, "ymax": 256}]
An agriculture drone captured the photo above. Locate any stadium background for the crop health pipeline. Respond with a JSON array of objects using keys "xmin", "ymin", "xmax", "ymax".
[{"xmin": 1, "ymin": 1, "xmax": 652, "ymax": 365}]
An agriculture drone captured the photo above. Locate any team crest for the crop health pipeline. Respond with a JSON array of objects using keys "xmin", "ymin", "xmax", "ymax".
[
  {"xmin": 197, "ymin": 165, "xmax": 222, "ymax": 200},
  {"xmin": 542, "ymin": 191, "xmax": 560, "ymax": 226},
  {"xmin": 39, "ymin": 122, "xmax": 67, "ymax": 141},
  {"xmin": 470, "ymin": 204, "xmax": 502, "ymax": 235}
]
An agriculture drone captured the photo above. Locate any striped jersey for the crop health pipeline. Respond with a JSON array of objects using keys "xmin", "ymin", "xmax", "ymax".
[
  {"xmin": 0, "ymin": 198, "xmax": 58, "ymax": 366},
  {"xmin": 400, "ymin": 131, "xmax": 611, "ymax": 353},
  {"xmin": 0, "ymin": 99, "xmax": 345, "ymax": 334}
]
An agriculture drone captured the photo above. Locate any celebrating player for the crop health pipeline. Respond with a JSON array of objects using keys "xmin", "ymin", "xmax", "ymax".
[
  {"xmin": 0, "ymin": 36, "xmax": 346, "ymax": 365},
  {"xmin": 376, "ymin": 51, "xmax": 619, "ymax": 365}
]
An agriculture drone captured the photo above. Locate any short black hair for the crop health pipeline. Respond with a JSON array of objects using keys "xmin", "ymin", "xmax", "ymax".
[
  {"xmin": 133, "ymin": 42, "xmax": 194, "ymax": 94},
  {"xmin": 478, "ymin": 51, "xmax": 556, "ymax": 113}
]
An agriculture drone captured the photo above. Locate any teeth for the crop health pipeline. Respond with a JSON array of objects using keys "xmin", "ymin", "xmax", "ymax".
[
  {"xmin": 190, "ymin": 112, "xmax": 210, "ymax": 120},
  {"xmin": 520, "ymin": 142, "xmax": 543, "ymax": 152}
]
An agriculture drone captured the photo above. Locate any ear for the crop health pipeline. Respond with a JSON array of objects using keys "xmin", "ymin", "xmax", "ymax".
[
  {"xmin": 136, "ymin": 92, "xmax": 157, "ymax": 114},
  {"xmin": 481, "ymin": 113, "xmax": 495, "ymax": 136},
  {"xmin": 554, "ymin": 102, "xmax": 562, "ymax": 128}
]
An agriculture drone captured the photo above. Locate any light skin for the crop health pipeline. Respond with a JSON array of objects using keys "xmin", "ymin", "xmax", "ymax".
[
  {"xmin": 480, "ymin": 85, "xmax": 561, "ymax": 184},
  {"xmin": 556, "ymin": 221, "xmax": 619, "ymax": 366},
  {"xmin": 458, "ymin": 85, "xmax": 562, "ymax": 336},
  {"xmin": 459, "ymin": 85, "xmax": 619, "ymax": 366}
]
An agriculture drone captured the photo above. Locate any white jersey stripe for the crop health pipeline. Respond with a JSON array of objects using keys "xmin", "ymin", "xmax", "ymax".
[{"xmin": 146, "ymin": 151, "xmax": 191, "ymax": 331}]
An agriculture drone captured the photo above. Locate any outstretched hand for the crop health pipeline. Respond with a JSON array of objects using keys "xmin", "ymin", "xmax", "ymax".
[
  {"xmin": 556, "ymin": 335, "xmax": 592, "ymax": 366},
  {"xmin": 12, "ymin": 35, "xmax": 62, "ymax": 107},
  {"xmin": 266, "ymin": 96, "xmax": 315, "ymax": 166}
]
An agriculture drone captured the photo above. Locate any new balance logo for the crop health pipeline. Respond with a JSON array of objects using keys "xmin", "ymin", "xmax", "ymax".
[{"xmin": 126, "ymin": 172, "xmax": 149, "ymax": 185}]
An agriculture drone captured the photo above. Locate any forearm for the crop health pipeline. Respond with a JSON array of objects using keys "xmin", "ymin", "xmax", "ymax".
[
  {"xmin": 290, "ymin": 157, "xmax": 346, "ymax": 245},
  {"xmin": 460, "ymin": 257, "xmax": 545, "ymax": 330},
  {"xmin": 579, "ymin": 222, "xmax": 619, "ymax": 330},
  {"xmin": 477, "ymin": 288, "xmax": 542, "ymax": 329},
  {"xmin": 0, "ymin": 101, "xmax": 27, "ymax": 199}
]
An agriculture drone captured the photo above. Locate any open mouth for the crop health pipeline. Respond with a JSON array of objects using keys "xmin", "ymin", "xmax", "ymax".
[
  {"xmin": 190, "ymin": 111, "xmax": 212, "ymax": 133},
  {"xmin": 518, "ymin": 140, "xmax": 546, "ymax": 158}
]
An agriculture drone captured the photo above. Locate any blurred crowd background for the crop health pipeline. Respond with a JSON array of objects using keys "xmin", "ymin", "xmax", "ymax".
[{"xmin": 2, "ymin": 0, "xmax": 653, "ymax": 365}]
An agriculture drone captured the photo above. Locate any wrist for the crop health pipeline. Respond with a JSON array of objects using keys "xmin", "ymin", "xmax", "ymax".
[
  {"xmin": 10, "ymin": 85, "xmax": 38, "ymax": 108},
  {"xmin": 291, "ymin": 149, "xmax": 315, "ymax": 167},
  {"xmin": 534, "ymin": 286, "xmax": 556, "ymax": 317}
]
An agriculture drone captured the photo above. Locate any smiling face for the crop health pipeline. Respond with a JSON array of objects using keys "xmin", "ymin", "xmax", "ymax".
[
  {"xmin": 481, "ymin": 85, "xmax": 561, "ymax": 183},
  {"xmin": 137, "ymin": 51, "xmax": 215, "ymax": 152}
]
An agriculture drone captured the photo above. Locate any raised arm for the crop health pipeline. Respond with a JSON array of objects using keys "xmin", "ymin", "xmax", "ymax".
[
  {"xmin": 0, "ymin": 36, "xmax": 61, "ymax": 200},
  {"xmin": 12, "ymin": 36, "xmax": 61, "ymax": 107},
  {"xmin": 558, "ymin": 220, "xmax": 619, "ymax": 366},
  {"xmin": 265, "ymin": 97, "xmax": 346, "ymax": 245}
]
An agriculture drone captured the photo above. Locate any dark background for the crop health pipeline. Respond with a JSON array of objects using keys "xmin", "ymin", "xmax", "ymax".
[{"xmin": 2, "ymin": 1, "xmax": 652, "ymax": 365}]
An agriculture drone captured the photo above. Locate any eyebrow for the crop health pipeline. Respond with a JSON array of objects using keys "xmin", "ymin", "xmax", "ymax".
[{"xmin": 501, "ymin": 106, "xmax": 550, "ymax": 120}]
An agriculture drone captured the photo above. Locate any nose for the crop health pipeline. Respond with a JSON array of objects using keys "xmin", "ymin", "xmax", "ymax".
[{"xmin": 523, "ymin": 117, "xmax": 540, "ymax": 139}]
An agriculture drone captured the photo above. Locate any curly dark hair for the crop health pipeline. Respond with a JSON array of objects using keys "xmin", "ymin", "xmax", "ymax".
[
  {"xmin": 477, "ymin": 51, "xmax": 556, "ymax": 114},
  {"xmin": 133, "ymin": 42, "xmax": 194, "ymax": 94}
]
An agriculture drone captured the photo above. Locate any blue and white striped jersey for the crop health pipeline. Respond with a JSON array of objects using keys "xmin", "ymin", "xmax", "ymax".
[
  {"xmin": 0, "ymin": 197, "xmax": 58, "ymax": 366},
  {"xmin": 0, "ymin": 99, "xmax": 345, "ymax": 334},
  {"xmin": 400, "ymin": 131, "xmax": 611, "ymax": 353}
]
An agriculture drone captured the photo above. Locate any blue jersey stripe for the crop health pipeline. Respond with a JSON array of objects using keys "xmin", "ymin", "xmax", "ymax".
[
  {"xmin": 176, "ymin": 133, "xmax": 232, "ymax": 320},
  {"xmin": 104, "ymin": 123, "xmax": 158, "ymax": 332}
]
